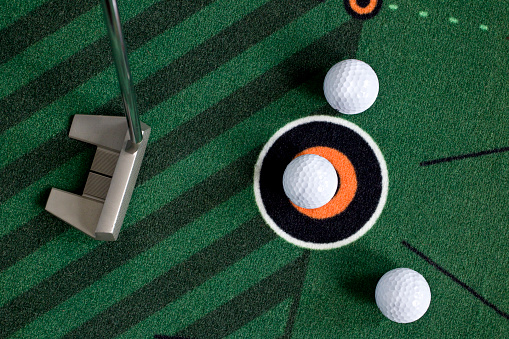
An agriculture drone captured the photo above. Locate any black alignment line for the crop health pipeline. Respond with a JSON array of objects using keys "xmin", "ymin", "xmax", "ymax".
[
  {"xmin": 281, "ymin": 250, "xmax": 311, "ymax": 339},
  {"xmin": 401, "ymin": 241, "xmax": 509, "ymax": 320},
  {"xmin": 420, "ymin": 147, "xmax": 509, "ymax": 166}
]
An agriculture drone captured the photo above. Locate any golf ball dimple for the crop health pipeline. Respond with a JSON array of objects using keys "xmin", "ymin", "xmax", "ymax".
[
  {"xmin": 282, "ymin": 154, "xmax": 338, "ymax": 209},
  {"xmin": 375, "ymin": 268, "xmax": 431, "ymax": 323},
  {"xmin": 323, "ymin": 59, "xmax": 379, "ymax": 114}
]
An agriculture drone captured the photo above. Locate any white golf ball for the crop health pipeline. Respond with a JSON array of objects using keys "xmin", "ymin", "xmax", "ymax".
[
  {"xmin": 282, "ymin": 154, "xmax": 338, "ymax": 209},
  {"xmin": 323, "ymin": 59, "xmax": 379, "ymax": 114},
  {"xmin": 375, "ymin": 268, "xmax": 431, "ymax": 323}
]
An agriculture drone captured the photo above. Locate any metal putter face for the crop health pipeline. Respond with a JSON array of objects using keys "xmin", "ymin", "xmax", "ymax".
[
  {"xmin": 46, "ymin": 115, "xmax": 150, "ymax": 240},
  {"xmin": 46, "ymin": 0, "xmax": 151, "ymax": 241}
]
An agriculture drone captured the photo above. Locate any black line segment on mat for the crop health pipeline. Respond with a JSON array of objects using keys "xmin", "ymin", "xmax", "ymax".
[
  {"xmin": 420, "ymin": 147, "xmax": 509, "ymax": 166},
  {"xmin": 402, "ymin": 241, "xmax": 509, "ymax": 320},
  {"xmin": 175, "ymin": 251, "xmax": 309, "ymax": 339},
  {"xmin": 63, "ymin": 216, "xmax": 276, "ymax": 338},
  {"xmin": 0, "ymin": 148, "xmax": 260, "ymax": 338},
  {"xmin": 281, "ymin": 250, "xmax": 310, "ymax": 339}
]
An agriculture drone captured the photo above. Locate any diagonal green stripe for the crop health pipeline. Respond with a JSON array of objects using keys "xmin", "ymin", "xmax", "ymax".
[
  {"xmin": 0, "ymin": 1, "xmax": 346, "ymax": 310},
  {"xmin": 0, "ymin": 0, "xmax": 96, "ymax": 65},
  {"xmin": 177, "ymin": 251, "xmax": 309, "ymax": 338},
  {"xmin": 0, "ymin": 0, "xmax": 49, "ymax": 30},
  {"xmin": 0, "ymin": 131, "xmax": 93, "ymax": 206},
  {"xmin": 0, "ymin": 214, "xmax": 69, "ymax": 272},
  {"xmin": 0, "ymin": 150, "xmax": 94, "ymax": 238},
  {"xmin": 64, "ymin": 216, "xmax": 276, "ymax": 338},
  {"xmin": 117, "ymin": 239, "xmax": 303, "ymax": 339},
  {"xmin": 0, "ymin": 0, "xmax": 160, "ymax": 99},
  {"xmin": 9, "ymin": 188, "xmax": 259, "ymax": 338},
  {"xmin": 0, "ymin": 82, "xmax": 324, "ymax": 311},
  {"xmin": 225, "ymin": 299, "xmax": 293, "ymax": 339},
  {"xmin": 0, "ymin": 0, "xmax": 270, "ymax": 169},
  {"xmin": 0, "ymin": 0, "xmax": 346, "ymax": 240},
  {"xmin": 0, "ymin": 148, "xmax": 260, "ymax": 337}
]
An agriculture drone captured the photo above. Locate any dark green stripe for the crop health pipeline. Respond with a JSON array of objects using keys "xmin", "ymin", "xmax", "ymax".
[
  {"xmin": 0, "ymin": 148, "xmax": 259, "ymax": 338},
  {"xmin": 0, "ymin": 0, "xmax": 97, "ymax": 65},
  {"xmin": 0, "ymin": 18, "xmax": 361, "ymax": 272},
  {"xmin": 0, "ymin": 215, "xmax": 67, "ymax": 272},
  {"xmin": 176, "ymin": 252, "xmax": 310, "ymax": 338},
  {"xmin": 63, "ymin": 215, "xmax": 275, "ymax": 338},
  {"xmin": 0, "ymin": 140, "xmax": 93, "ymax": 271},
  {"xmin": 0, "ymin": 131, "xmax": 93, "ymax": 205},
  {"xmin": 281, "ymin": 251, "xmax": 310, "ymax": 339},
  {"xmin": 138, "ymin": 19, "xmax": 363, "ymax": 183},
  {"xmin": 0, "ymin": 0, "xmax": 215, "ymax": 134}
]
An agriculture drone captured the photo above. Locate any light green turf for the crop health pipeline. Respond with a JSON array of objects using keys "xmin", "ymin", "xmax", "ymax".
[
  {"xmin": 0, "ymin": 0, "xmax": 272, "ymax": 169},
  {"xmin": 10, "ymin": 187, "xmax": 259, "ymax": 338},
  {"xmin": 0, "ymin": 0, "xmax": 49, "ymax": 30},
  {"xmin": 0, "ymin": 227, "xmax": 97, "ymax": 308},
  {"xmin": 0, "ymin": 83, "xmax": 323, "ymax": 306},
  {"xmin": 409, "ymin": 156, "xmax": 509, "ymax": 336},
  {"xmin": 117, "ymin": 239, "xmax": 302, "ymax": 338},
  {"xmin": 290, "ymin": 1, "xmax": 509, "ymax": 337},
  {"xmin": 226, "ymin": 298, "xmax": 292, "ymax": 339},
  {"xmin": 0, "ymin": 0, "xmax": 161, "ymax": 99}
]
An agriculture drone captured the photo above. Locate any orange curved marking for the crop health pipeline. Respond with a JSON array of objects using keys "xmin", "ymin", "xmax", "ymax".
[
  {"xmin": 349, "ymin": 0, "xmax": 378, "ymax": 15},
  {"xmin": 292, "ymin": 146, "xmax": 357, "ymax": 219}
]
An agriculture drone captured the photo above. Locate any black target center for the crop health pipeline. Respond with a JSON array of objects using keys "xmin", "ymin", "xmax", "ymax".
[{"xmin": 357, "ymin": 0, "xmax": 371, "ymax": 8}]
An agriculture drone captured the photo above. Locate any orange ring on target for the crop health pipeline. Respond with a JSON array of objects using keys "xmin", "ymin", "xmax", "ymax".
[
  {"xmin": 348, "ymin": 0, "xmax": 378, "ymax": 15},
  {"xmin": 291, "ymin": 146, "xmax": 357, "ymax": 220}
]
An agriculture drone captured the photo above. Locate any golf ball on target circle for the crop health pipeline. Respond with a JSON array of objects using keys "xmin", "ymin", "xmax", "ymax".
[
  {"xmin": 375, "ymin": 268, "xmax": 431, "ymax": 323},
  {"xmin": 282, "ymin": 154, "xmax": 338, "ymax": 209},
  {"xmin": 323, "ymin": 59, "xmax": 379, "ymax": 114}
]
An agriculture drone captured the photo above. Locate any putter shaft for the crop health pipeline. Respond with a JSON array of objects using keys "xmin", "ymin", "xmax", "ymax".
[{"xmin": 100, "ymin": 0, "xmax": 143, "ymax": 148}]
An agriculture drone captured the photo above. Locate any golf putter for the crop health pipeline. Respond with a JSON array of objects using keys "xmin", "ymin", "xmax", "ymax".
[{"xmin": 45, "ymin": 0, "xmax": 151, "ymax": 240}]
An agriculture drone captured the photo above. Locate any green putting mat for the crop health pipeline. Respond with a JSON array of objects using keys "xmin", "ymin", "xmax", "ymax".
[{"xmin": 1, "ymin": 0, "xmax": 508, "ymax": 338}]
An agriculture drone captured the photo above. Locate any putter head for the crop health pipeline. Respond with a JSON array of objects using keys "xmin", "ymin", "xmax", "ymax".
[{"xmin": 46, "ymin": 114, "xmax": 150, "ymax": 241}]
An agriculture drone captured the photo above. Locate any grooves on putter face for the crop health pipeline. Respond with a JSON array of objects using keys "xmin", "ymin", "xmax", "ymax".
[{"xmin": 45, "ymin": 0, "xmax": 151, "ymax": 241}]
